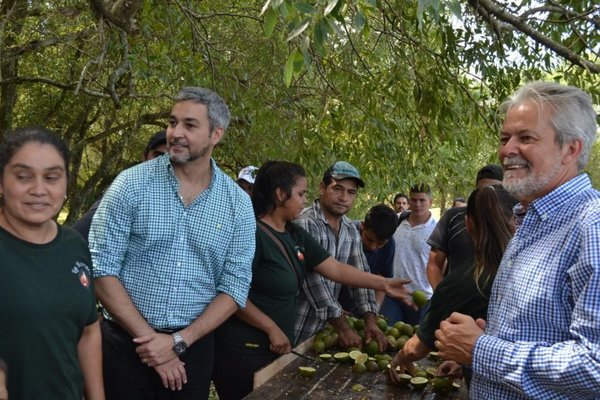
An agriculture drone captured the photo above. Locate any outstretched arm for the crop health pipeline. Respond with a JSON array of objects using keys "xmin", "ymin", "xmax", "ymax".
[{"xmin": 314, "ymin": 257, "xmax": 413, "ymax": 306}]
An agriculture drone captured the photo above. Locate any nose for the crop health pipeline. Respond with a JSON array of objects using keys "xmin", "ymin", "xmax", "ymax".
[
  {"xmin": 500, "ymin": 136, "xmax": 519, "ymax": 159},
  {"xmin": 168, "ymin": 123, "xmax": 184, "ymax": 140},
  {"xmin": 30, "ymin": 177, "xmax": 47, "ymax": 196}
]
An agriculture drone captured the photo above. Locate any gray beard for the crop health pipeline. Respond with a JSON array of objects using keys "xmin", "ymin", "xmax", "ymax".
[
  {"xmin": 502, "ymin": 162, "xmax": 561, "ymax": 201},
  {"xmin": 169, "ymin": 144, "xmax": 210, "ymax": 164}
]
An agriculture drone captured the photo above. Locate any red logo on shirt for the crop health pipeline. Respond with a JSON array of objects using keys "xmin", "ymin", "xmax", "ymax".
[
  {"xmin": 72, "ymin": 261, "xmax": 92, "ymax": 289},
  {"xmin": 295, "ymin": 246, "xmax": 305, "ymax": 261},
  {"xmin": 79, "ymin": 271, "xmax": 90, "ymax": 288}
]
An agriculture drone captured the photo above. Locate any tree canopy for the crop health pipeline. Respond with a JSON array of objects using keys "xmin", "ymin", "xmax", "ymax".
[{"xmin": 0, "ymin": 0, "xmax": 598, "ymax": 221}]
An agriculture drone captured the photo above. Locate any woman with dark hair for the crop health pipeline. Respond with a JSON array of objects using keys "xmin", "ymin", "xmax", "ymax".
[
  {"xmin": 0, "ymin": 127, "xmax": 104, "ymax": 399},
  {"xmin": 213, "ymin": 160, "xmax": 412, "ymax": 399},
  {"xmin": 389, "ymin": 185, "xmax": 517, "ymax": 385}
]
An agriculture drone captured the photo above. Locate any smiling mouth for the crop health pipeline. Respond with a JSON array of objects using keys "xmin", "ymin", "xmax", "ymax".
[
  {"xmin": 505, "ymin": 165, "xmax": 527, "ymax": 170},
  {"xmin": 25, "ymin": 202, "xmax": 51, "ymax": 209}
]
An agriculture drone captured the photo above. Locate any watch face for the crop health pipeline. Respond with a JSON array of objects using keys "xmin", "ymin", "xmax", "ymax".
[{"xmin": 173, "ymin": 341, "xmax": 187, "ymax": 355}]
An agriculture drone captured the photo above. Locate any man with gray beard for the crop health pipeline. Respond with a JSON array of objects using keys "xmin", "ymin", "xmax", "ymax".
[{"xmin": 434, "ymin": 82, "xmax": 600, "ymax": 399}]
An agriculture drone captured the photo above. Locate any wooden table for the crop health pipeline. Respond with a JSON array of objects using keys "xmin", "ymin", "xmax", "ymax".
[{"xmin": 245, "ymin": 340, "xmax": 469, "ymax": 400}]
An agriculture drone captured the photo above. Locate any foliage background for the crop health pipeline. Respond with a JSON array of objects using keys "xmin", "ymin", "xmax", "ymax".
[{"xmin": 0, "ymin": 0, "xmax": 598, "ymax": 222}]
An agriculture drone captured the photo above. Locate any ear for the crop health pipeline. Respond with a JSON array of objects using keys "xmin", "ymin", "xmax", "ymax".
[
  {"xmin": 275, "ymin": 187, "xmax": 286, "ymax": 203},
  {"xmin": 210, "ymin": 126, "xmax": 225, "ymax": 145},
  {"xmin": 561, "ymin": 138, "xmax": 582, "ymax": 166},
  {"xmin": 319, "ymin": 182, "xmax": 326, "ymax": 196}
]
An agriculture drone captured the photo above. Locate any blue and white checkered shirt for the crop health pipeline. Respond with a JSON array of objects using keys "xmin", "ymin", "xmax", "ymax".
[
  {"xmin": 89, "ymin": 155, "xmax": 255, "ymax": 330},
  {"xmin": 472, "ymin": 173, "xmax": 600, "ymax": 399}
]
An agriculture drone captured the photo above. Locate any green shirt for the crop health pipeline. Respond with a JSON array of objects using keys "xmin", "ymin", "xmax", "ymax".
[
  {"xmin": 417, "ymin": 257, "xmax": 492, "ymax": 349},
  {"xmin": 217, "ymin": 222, "xmax": 330, "ymax": 352},
  {"xmin": 0, "ymin": 225, "xmax": 97, "ymax": 400}
]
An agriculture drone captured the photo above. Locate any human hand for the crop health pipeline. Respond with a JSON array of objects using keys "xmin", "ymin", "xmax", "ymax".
[
  {"xmin": 337, "ymin": 328, "xmax": 363, "ymax": 350},
  {"xmin": 134, "ymin": 333, "xmax": 177, "ymax": 367},
  {"xmin": 267, "ymin": 326, "xmax": 292, "ymax": 355},
  {"xmin": 364, "ymin": 316, "xmax": 388, "ymax": 352},
  {"xmin": 437, "ymin": 360, "xmax": 463, "ymax": 379},
  {"xmin": 154, "ymin": 357, "xmax": 187, "ymax": 391},
  {"xmin": 435, "ymin": 312, "xmax": 485, "ymax": 365},
  {"xmin": 388, "ymin": 350, "xmax": 416, "ymax": 383},
  {"xmin": 383, "ymin": 278, "xmax": 416, "ymax": 309}
]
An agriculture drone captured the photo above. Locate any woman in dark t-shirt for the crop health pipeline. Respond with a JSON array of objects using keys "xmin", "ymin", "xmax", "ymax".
[
  {"xmin": 213, "ymin": 161, "xmax": 413, "ymax": 400},
  {"xmin": 0, "ymin": 127, "xmax": 103, "ymax": 400},
  {"xmin": 389, "ymin": 185, "xmax": 517, "ymax": 385}
]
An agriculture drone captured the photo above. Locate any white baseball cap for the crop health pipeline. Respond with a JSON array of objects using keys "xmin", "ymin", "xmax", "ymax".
[{"xmin": 237, "ymin": 166, "xmax": 258, "ymax": 184}]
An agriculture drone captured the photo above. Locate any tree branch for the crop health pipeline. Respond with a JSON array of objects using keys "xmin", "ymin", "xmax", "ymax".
[{"xmin": 469, "ymin": 0, "xmax": 600, "ymax": 73}]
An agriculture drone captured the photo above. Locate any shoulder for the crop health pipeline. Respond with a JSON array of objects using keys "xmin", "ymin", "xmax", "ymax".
[
  {"xmin": 107, "ymin": 158, "xmax": 166, "ymax": 196},
  {"xmin": 295, "ymin": 206, "xmax": 321, "ymax": 227},
  {"xmin": 573, "ymin": 189, "xmax": 600, "ymax": 228},
  {"xmin": 211, "ymin": 163, "xmax": 254, "ymax": 213},
  {"xmin": 59, "ymin": 225, "xmax": 90, "ymax": 248},
  {"xmin": 342, "ymin": 215, "xmax": 359, "ymax": 234}
]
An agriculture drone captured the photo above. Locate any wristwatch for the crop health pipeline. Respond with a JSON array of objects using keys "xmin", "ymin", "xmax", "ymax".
[{"xmin": 172, "ymin": 331, "xmax": 188, "ymax": 356}]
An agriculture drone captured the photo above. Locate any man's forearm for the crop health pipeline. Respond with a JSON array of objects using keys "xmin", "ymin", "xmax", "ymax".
[
  {"xmin": 329, "ymin": 314, "xmax": 352, "ymax": 333},
  {"xmin": 375, "ymin": 290, "xmax": 385, "ymax": 309},
  {"xmin": 180, "ymin": 293, "xmax": 239, "ymax": 346},
  {"xmin": 426, "ymin": 250, "xmax": 447, "ymax": 289},
  {"xmin": 95, "ymin": 276, "xmax": 155, "ymax": 337}
]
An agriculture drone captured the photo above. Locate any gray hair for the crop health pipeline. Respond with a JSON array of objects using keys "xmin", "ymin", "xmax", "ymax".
[
  {"xmin": 174, "ymin": 87, "xmax": 231, "ymax": 134},
  {"xmin": 501, "ymin": 81, "xmax": 597, "ymax": 171}
]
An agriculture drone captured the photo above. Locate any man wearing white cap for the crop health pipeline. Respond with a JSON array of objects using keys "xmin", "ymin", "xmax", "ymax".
[{"xmin": 236, "ymin": 165, "xmax": 258, "ymax": 195}]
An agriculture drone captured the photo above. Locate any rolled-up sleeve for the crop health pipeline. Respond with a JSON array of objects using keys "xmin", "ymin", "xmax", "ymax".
[
  {"xmin": 217, "ymin": 192, "xmax": 255, "ymax": 308},
  {"xmin": 89, "ymin": 172, "xmax": 134, "ymax": 278}
]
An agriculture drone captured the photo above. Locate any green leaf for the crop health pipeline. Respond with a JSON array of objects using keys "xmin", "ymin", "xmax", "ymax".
[
  {"xmin": 324, "ymin": 0, "xmax": 339, "ymax": 16},
  {"xmin": 272, "ymin": 0, "xmax": 284, "ymax": 7},
  {"xmin": 294, "ymin": 2, "xmax": 317, "ymax": 14},
  {"xmin": 264, "ymin": 7, "xmax": 278, "ymax": 38},
  {"xmin": 447, "ymin": 0, "xmax": 461, "ymax": 19},
  {"xmin": 284, "ymin": 49, "xmax": 302, "ymax": 87},
  {"xmin": 259, "ymin": 0, "xmax": 273, "ymax": 17},
  {"xmin": 314, "ymin": 20, "xmax": 327, "ymax": 55},
  {"xmin": 354, "ymin": 10, "xmax": 365, "ymax": 32},
  {"xmin": 292, "ymin": 49, "xmax": 305, "ymax": 72},
  {"xmin": 287, "ymin": 20, "xmax": 310, "ymax": 41},
  {"xmin": 300, "ymin": 35, "xmax": 310, "ymax": 53}
]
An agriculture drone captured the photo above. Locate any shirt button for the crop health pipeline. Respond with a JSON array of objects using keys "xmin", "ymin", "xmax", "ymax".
[{"xmin": 177, "ymin": 262, "xmax": 181, "ymax": 267}]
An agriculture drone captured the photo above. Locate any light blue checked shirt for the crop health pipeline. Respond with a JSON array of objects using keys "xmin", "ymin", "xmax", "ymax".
[
  {"xmin": 89, "ymin": 155, "xmax": 255, "ymax": 330},
  {"xmin": 471, "ymin": 173, "xmax": 600, "ymax": 399}
]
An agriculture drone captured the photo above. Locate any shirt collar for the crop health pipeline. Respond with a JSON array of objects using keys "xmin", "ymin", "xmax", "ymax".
[{"xmin": 525, "ymin": 173, "xmax": 592, "ymax": 222}]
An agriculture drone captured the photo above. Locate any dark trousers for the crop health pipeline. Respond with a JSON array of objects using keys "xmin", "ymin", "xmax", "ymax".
[
  {"xmin": 212, "ymin": 343, "xmax": 278, "ymax": 400},
  {"xmin": 102, "ymin": 319, "xmax": 214, "ymax": 400}
]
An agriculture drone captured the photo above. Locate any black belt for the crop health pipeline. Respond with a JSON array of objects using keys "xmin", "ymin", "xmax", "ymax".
[
  {"xmin": 156, "ymin": 327, "xmax": 185, "ymax": 334},
  {"xmin": 105, "ymin": 319, "xmax": 184, "ymax": 335}
]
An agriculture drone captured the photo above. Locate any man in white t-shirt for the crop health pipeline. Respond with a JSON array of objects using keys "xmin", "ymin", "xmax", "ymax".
[{"xmin": 381, "ymin": 183, "xmax": 437, "ymax": 324}]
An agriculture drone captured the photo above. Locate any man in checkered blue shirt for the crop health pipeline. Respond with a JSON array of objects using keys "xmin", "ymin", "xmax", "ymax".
[
  {"xmin": 90, "ymin": 87, "xmax": 255, "ymax": 400},
  {"xmin": 435, "ymin": 82, "xmax": 600, "ymax": 398}
]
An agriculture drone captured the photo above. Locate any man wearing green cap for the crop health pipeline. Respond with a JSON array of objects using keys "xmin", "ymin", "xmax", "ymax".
[{"xmin": 294, "ymin": 161, "xmax": 388, "ymax": 352}]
